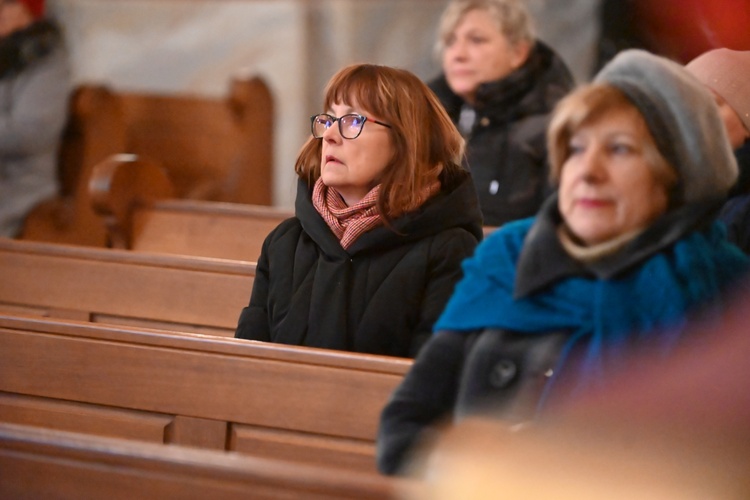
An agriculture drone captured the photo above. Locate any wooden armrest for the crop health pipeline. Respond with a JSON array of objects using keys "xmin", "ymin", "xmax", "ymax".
[{"xmin": 89, "ymin": 154, "xmax": 175, "ymax": 248}]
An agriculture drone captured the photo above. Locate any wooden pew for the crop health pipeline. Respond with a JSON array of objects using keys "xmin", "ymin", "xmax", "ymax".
[
  {"xmin": 0, "ymin": 423, "xmax": 415, "ymax": 499},
  {"xmin": 0, "ymin": 237, "xmax": 254, "ymax": 336},
  {"xmin": 0, "ymin": 314, "xmax": 412, "ymax": 473},
  {"xmin": 21, "ymin": 74, "xmax": 274, "ymax": 248},
  {"xmin": 87, "ymin": 156, "xmax": 495, "ymax": 260},
  {"xmin": 20, "ymin": 85, "xmax": 126, "ymax": 247},
  {"xmin": 90, "ymin": 154, "xmax": 292, "ymax": 260}
]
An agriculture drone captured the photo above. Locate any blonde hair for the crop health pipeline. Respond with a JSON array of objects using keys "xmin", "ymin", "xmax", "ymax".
[
  {"xmin": 547, "ymin": 84, "xmax": 678, "ymax": 196},
  {"xmin": 434, "ymin": 0, "xmax": 536, "ymax": 58},
  {"xmin": 295, "ymin": 63, "xmax": 465, "ymax": 220}
]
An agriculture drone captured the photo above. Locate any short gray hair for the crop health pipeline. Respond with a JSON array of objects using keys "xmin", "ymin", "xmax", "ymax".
[{"xmin": 434, "ymin": 0, "xmax": 536, "ymax": 58}]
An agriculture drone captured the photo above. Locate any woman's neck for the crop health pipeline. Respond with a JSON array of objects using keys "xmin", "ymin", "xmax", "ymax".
[{"xmin": 557, "ymin": 225, "xmax": 645, "ymax": 263}]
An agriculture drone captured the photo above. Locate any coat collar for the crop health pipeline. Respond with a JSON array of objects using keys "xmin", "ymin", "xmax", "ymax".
[
  {"xmin": 514, "ymin": 194, "xmax": 723, "ymax": 298},
  {"xmin": 295, "ymin": 168, "xmax": 484, "ymax": 257},
  {"xmin": 0, "ymin": 20, "xmax": 62, "ymax": 79},
  {"xmin": 428, "ymin": 41, "xmax": 574, "ymax": 124}
]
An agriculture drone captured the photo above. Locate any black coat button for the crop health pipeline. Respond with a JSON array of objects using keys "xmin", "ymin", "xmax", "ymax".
[{"xmin": 489, "ymin": 359, "xmax": 517, "ymax": 388}]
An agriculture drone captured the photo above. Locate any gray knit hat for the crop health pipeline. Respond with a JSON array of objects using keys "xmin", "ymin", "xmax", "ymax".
[
  {"xmin": 594, "ymin": 49, "xmax": 738, "ymax": 204},
  {"xmin": 686, "ymin": 48, "xmax": 750, "ymax": 133}
]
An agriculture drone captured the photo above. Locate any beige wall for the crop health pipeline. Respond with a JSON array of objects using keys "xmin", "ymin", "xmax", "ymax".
[{"xmin": 49, "ymin": 0, "xmax": 598, "ymax": 208}]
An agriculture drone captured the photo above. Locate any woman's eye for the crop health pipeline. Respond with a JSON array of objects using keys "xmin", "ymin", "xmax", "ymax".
[
  {"xmin": 610, "ymin": 143, "xmax": 635, "ymax": 155},
  {"xmin": 468, "ymin": 35, "xmax": 488, "ymax": 44},
  {"xmin": 568, "ymin": 143, "xmax": 585, "ymax": 156}
]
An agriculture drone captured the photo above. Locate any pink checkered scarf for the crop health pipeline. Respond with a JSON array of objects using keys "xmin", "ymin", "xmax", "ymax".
[{"xmin": 312, "ymin": 178, "xmax": 384, "ymax": 249}]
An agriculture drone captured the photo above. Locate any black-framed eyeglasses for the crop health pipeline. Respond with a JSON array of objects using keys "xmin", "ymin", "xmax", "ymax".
[{"xmin": 310, "ymin": 113, "xmax": 392, "ymax": 140}]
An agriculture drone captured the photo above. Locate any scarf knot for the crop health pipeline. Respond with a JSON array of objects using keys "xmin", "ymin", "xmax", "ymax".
[{"xmin": 312, "ymin": 178, "xmax": 384, "ymax": 249}]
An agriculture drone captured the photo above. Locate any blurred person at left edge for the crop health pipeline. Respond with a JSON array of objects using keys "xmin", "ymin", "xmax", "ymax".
[{"xmin": 0, "ymin": 0, "xmax": 70, "ymax": 237}]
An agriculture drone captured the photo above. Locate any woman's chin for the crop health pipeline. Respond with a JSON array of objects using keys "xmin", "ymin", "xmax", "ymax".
[
  {"xmin": 447, "ymin": 82, "xmax": 477, "ymax": 102},
  {"xmin": 568, "ymin": 225, "xmax": 617, "ymax": 247}
]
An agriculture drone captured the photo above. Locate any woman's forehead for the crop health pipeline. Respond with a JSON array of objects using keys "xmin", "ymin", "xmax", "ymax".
[
  {"xmin": 326, "ymin": 87, "xmax": 361, "ymax": 106},
  {"xmin": 327, "ymin": 102, "xmax": 358, "ymax": 114},
  {"xmin": 326, "ymin": 93, "xmax": 372, "ymax": 113}
]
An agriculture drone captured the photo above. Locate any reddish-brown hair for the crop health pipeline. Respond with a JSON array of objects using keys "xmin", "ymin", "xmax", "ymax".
[{"xmin": 295, "ymin": 63, "xmax": 465, "ymax": 220}]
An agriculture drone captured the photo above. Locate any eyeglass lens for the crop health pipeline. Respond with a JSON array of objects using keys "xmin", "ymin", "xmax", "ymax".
[{"xmin": 312, "ymin": 114, "xmax": 366, "ymax": 139}]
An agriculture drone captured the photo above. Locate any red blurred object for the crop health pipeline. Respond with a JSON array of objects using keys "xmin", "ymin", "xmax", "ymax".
[
  {"xmin": 17, "ymin": 0, "xmax": 45, "ymax": 20},
  {"xmin": 633, "ymin": 0, "xmax": 750, "ymax": 62}
]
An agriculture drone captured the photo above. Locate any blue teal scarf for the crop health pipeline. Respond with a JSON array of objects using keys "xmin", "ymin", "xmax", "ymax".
[{"xmin": 435, "ymin": 218, "xmax": 749, "ymax": 401}]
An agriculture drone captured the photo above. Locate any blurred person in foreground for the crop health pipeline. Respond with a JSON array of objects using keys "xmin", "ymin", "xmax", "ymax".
[
  {"xmin": 0, "ymin": 0, "xmax": 70, "ymax": 237},
  {"xmin": 685, "ymin": 49, "xmax": 750, "ymax": 253},
  {"xmin": 403, "ymin": 274, "xmax": 750, "ymax": 500},
  {"xmin": 377, "ymin": 49, "xmax": 750, "ymax": 475},
  {"xmin": 428, "ymin": 0, "xmax": 574, "ymax": 227},
  {"xmin": 234, "ymin": 63, "xmax": 483, "ymax": 358}
]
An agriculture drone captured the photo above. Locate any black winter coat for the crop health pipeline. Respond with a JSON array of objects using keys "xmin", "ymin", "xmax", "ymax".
[
  {"xmin": 429, "ymin": 41, "xmax": 574, "ymax": 227},
  {"xmin": 377, "ymin": 328, "xmax": 566, "ymax": 475},
  {"xmin": 718, "ymin": 143, "xmax": 750, "ymax": 253},
  {"xmin": 234, "ymin": 169, "xmax": 483, "ymax": 358}
]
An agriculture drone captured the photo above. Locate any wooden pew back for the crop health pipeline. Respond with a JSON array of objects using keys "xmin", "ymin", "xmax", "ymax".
[
  {"xmin": 117, "ymin": 77, "xmax": 273, "ymax": 204},
  {"xmin": 130, "ymin": 200, "xmax": 289, "ymax": 261},
  {"xmin": 0, "ymin": 237, "xmax": 253, "ymax": 336},
  {"xmin": 20, "ymin": 85, "xmax": 127, "ymax": 246},
  {"xmin": 90, "ymin": 154, "xmax": 292, "ymax": 260},
  {"xmin": 0, "ymin": 315, "xmax": 412, "ymax": 472},
  {"xmin": 21, "ymin": 75, "xmax": 274, "ymax": 247},
  {"xmin": 0, "ymin": 423, "xmax": 412, "ymax": 499}
]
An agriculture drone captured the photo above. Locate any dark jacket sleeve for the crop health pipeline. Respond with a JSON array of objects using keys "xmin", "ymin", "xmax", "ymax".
[
  {"xmin": 234, "ymin": 233, "xmax": 272, "ymax": 340},
  {"xmin": 718, "ymin": 195, "xmax": 750, "ymax": 254},
  {"xmin": 376, "ymin": 330, "xmax": 472, "ymax": 475},
  {"xmin": 409, "ymin": 230, "xmax": 478, "ymax": 356}
]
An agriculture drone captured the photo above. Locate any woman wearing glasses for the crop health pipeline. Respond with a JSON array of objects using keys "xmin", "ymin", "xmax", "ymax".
[{"xmin": 234, "ymin": 63, "xmax": 483, "ymax": 358}]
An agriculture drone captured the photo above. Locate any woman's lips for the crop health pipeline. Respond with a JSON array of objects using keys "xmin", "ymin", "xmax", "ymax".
[
  {"xmin": 576, "ymin": 198, "xmax": 612, "ymax": 208},
  {"xmin": 448, "ymin": 69, "xmax": 473, "ymax": 79}
]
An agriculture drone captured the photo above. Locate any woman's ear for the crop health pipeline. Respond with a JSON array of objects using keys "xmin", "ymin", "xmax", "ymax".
[{"xmin": 509, "ymin": 40, "xmax": 532, "ymax": 70}]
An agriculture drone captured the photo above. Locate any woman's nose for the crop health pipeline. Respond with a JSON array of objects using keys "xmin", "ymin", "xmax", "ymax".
[
  {"xmin": 578, "ymin": 148, "xmax": 606, "ymax": 181},
  {"xmin": 447, "ymin": 38, "xmax": 467, "ymax": 60},
  {"xmin": 322, "ymin": 121, "xmax": 342, "ymax": 142}
]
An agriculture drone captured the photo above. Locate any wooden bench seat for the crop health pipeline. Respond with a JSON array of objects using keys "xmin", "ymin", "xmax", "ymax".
[
  {"xmin": 0, "ymin": 423, "xmax": 415, "ymax": 499},
  {"xmin": 0, "ymin": 237, "xmax": 254, "ymax": 336},
  {"xmin": 89, "ymin": 155, "xmax": 292, "ymax": 260},
  {"xmin": 0, "ymin": 314, "xmax": 411, "ymax": 473}
]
